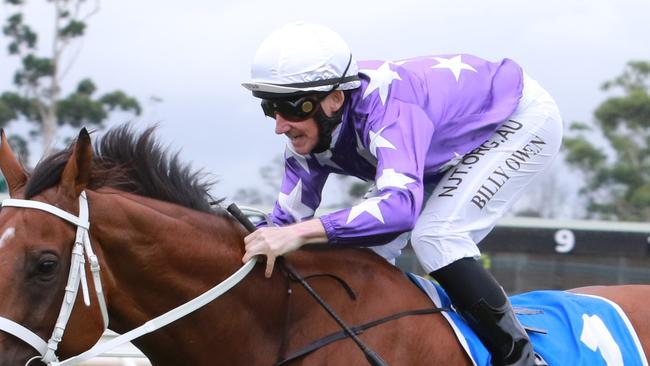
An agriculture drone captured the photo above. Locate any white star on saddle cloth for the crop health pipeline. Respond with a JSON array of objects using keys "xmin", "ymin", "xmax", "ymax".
[
  {"xmin": 346, "ymin": 193, "xmax": 391, "ymax": 224},
  {"xmin": 278, "ymin": 180, "xmax": 314, "ymax": 222}
]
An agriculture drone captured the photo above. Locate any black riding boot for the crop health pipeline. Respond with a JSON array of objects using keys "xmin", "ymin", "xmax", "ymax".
[{"xmin": 431, "ymin": 258, "xmax": 544, "ymax": 366}]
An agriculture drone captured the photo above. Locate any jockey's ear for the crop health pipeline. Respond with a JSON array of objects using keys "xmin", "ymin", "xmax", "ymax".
[
  {"xmin": 0, "ymin": 129, "xmax": 28, "ymax": 198},
  {"xmin": 324, "ymin": 90, "xmax": 345, "ymax": 113},
  {"xmin": 60, "ymin": 128, "xmax": 93, "ymax": 198}
]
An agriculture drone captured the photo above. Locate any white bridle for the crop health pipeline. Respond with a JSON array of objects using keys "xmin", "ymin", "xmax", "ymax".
[
  {"xmin": 0, "ymin": 191, "xmax": 256, "ymax": 365},
  {"xmin": 0, "ymin": 192, "xmax": 108, "ymax": 364}
]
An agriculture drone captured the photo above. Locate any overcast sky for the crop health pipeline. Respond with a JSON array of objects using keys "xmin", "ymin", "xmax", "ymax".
[{"xmin": 1, "ymin": 0, "xmax": 650, "ymax": 213}]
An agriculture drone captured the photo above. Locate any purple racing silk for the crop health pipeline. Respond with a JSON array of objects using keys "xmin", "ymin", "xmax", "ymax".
[{"xmin": 268, "ymin": 54, "xmax": 524, "ymax": 245}]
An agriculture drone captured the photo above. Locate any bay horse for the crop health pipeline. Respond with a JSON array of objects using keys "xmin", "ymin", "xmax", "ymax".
[{"xmin": 0, "ymin": 125, "xmax": 648, "ymax": 366}]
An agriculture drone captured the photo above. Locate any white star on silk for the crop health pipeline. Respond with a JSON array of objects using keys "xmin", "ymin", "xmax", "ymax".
[
  {"xmin": 278, "ymin": 180, "xmax": 314, "ymax": 222},
  {"xmin": 346, "ymin": 193, "xmax": 391, "ymax": 224},
  {"xmin": 362, "ymin": 62, "xmax": 401, "ymax": 104},
  {"xmin": 355, "ymin": 132, "xmax": 378, "ymax": 167},
  {"xmin": 376, "ymin": 169, "xmax": 415, "ymax": 190},
  {"xmin": 314, "ymin": 150, "xmax": 342, "ymax": 170},
  {"xmin": 284, "ymin": 145, "xmax": 310, "ymax": 173},
  {"xmin": 431, "ymin": 55, "xmax": 477, "ymax": 82},
  {"xmin": 369, "ymin": 126, "xmax": 396, "ymax": 157}
]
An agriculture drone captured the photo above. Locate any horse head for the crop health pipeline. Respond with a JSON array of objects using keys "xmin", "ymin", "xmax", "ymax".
[{"xmin": 0, "ymin": 129, "xmax": 105, "ymax": 366}]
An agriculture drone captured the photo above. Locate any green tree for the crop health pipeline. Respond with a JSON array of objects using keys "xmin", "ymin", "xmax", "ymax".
[
  {"xmin": 0, "ymin": 0, "xmax": 141, "ymax": 155},
  {"xmin": 564, "ymin": 61, "xmax": 650, "ymax": 220}
]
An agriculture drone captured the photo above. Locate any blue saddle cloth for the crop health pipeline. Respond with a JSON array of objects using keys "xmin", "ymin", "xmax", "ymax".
[{"xmin": 407, "ymin": 273, "xmax": 648, "ymax": 366}]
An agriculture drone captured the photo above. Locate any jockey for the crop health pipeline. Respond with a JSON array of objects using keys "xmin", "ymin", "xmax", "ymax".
[{"xmin": 241, "ymin": 21, "xmax": 561, "ymax": 366}]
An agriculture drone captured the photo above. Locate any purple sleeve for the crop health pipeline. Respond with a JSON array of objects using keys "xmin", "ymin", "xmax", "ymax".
[
  {"xmin": 268, "ymin": 145, "xmax": 329, "ymax": 226},
  {"xmin": 320, "ymin": 101, "xmax": 435, "ymax": 245}
]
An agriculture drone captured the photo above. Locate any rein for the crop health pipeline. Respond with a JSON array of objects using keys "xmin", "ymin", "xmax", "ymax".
[
  {"xmin": 0, "ymin": 193, "xmax": 257, "ymax": 366},
  {"xmin": 226, "ymin": 204, "xmax": 391, "ymax": 366},
  {"xmin": 227, "ymin": 204, "xmax": 450, "ymax": 366},
  {"xmin": 276, "ymin": 306, "xmax": 448, "ymax": 366},
  {"xmin": 56, "ymin": 259, "xmax": 256, "ymax": 366},
  {"xmin": 279, "ymin": 259, "xmax": 389, "ymax": 366},
  {"xmin": 274, "ymin": 265, "xmax": 450, "ymax": 366}
]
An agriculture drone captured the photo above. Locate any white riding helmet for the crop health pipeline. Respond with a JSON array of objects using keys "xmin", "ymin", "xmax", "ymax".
[{"xmin": 242, "ymin": 22, "xmax": 361, "ymax": 98}]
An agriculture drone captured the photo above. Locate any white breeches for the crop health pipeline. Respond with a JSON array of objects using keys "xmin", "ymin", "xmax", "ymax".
[{"xmin": 370, "ymin": 73, "xmax": 563, "ymax": 273}]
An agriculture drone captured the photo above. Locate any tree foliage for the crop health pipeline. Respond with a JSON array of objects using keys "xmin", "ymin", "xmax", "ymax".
[
  {"xmin": 0, "ymin": 0, "xmax": 141, "ymax": 156},
  {"xmin": 564, "ymin": 61, "xmax": 650, "ymax": 220}
]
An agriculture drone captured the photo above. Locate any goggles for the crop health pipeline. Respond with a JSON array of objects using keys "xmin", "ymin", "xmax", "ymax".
[
  {"xmin": 260, "ymin": 94, "xmax": 325, "ymax": 121},
  {"xmin": 259, "ymin": 54, "xmax": 353, "ymax": 122}
]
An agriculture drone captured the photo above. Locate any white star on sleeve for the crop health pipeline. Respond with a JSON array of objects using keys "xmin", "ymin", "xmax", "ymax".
[
  {"xmin": 376, "ymin": 169, "xmax": 416, "ymax": 190},
  {"xmin": 369, "ymin": 126, "xmax": 396, "ymax": 157},
  {"xmin": 431, "ymin": 55, "xmax": 477, "ymax": 82},
  {"xmin": 346, "ymin": 193, "xmax": 391, "ymax": 224},
  {"xmin": 355, "ymin": 131, "xmax": 378, "ymax": 167},
  {"xmin": 285, "ymin": 144, "xmax": 310, "ymax": 173},
  {"xmin": 278, "ymin": 180, "xmax": 314, "ymax": 222},
  {"xmin": 362, "ymin": 62, "xmax": 401, "ymax": 104}
]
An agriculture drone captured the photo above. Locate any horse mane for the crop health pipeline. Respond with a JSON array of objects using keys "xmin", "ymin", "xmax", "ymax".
[{"xmin": 24, "ymin": 125, "xmax": 221, "ymax": 213}]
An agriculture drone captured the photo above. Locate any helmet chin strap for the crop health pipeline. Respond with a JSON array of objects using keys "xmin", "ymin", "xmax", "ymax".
[{"xmin": 311, "ymin": 100, "xmax": 345, "ymax": 154}]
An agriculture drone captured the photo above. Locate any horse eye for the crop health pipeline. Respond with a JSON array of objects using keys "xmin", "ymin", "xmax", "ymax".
[
  {"xmin": 28, "ymin": 252, "xmax": 60, "ymax": 283},
  {"xmin": 37, "ymin": 259, "xmax": 58, "ymax": 276}
]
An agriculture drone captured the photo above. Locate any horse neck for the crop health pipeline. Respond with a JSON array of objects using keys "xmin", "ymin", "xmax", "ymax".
[{"xmin": 87, "ymin": 190, "xmax": 289, "ymax": 364}]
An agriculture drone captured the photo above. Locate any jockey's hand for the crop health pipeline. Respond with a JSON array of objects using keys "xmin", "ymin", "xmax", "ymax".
[
  {"xmin": 243, "ymin": 226, "xmax": 305, "ymax": 278},
  {"xmin": 242, "ymin": 219, "xmax": 328, "ymax": 278}
]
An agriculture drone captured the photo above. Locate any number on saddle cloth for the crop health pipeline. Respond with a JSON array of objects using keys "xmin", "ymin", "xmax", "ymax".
[{"xmin": 406, "ymin": 273, "xmax": 648, "ymax": 366}]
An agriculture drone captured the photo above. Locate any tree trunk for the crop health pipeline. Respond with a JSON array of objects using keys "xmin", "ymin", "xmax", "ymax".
[{"xmin": 42, "ymin": 108, "xmax": 57, "ymax": 155}]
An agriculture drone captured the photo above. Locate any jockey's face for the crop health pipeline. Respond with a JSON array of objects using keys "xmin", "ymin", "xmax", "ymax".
[
  {"xmin": 275, "ymin": 113, "xmax": 319, "ymax": 154},
  {"xmin": 274, "ymin": 91, "xmax": 344, "ymax": 155}
]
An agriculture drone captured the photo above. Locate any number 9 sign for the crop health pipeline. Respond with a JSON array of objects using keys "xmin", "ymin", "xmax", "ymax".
[{"xmin": 555, "ymin": 229, "xmax": 575, "ymax": 253}]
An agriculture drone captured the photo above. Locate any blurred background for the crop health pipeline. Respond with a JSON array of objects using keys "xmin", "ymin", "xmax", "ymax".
[{"xmin": 1, "ymin": 0, "xmax": 649, "ymax": 364}]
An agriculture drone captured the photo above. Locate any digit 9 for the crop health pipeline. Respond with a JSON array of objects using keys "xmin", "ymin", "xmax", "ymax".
[{"xmin": 554, "ymin": 229, "xmax": 575, "ymax": 253}]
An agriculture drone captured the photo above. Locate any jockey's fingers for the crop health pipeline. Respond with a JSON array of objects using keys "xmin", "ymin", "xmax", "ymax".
[
  {"xmin": 265, "ymin": 256, "xmax": 276, "ymax": 278},
  {"xmin": 242, "ymin": 245, "xmax": 263, "ymax": 263},
  {"xmin": 244, "ymin": 233, "xmax": 266, "ymax": 250},
  {"xmin": 242, "ymin": 252, "xmax": 253, "ymax": 263},
  {"xmin": 244, "ymin": 230, "xmax": 260, "ymax": 244}
]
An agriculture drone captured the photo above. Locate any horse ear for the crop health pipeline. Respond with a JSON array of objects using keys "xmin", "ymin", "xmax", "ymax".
[
  {"xmin": 0, "ymin": 129, "xmax": 28, "ymax": 197},
  {"xmin": 60, "ymin": 128, "xmax": 93, "ymax": 198}
]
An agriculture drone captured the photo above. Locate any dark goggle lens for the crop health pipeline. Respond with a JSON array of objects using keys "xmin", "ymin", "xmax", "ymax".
[{"xmin": 260, "ymin": 97, "xmax": 318, "ymax": 121}]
